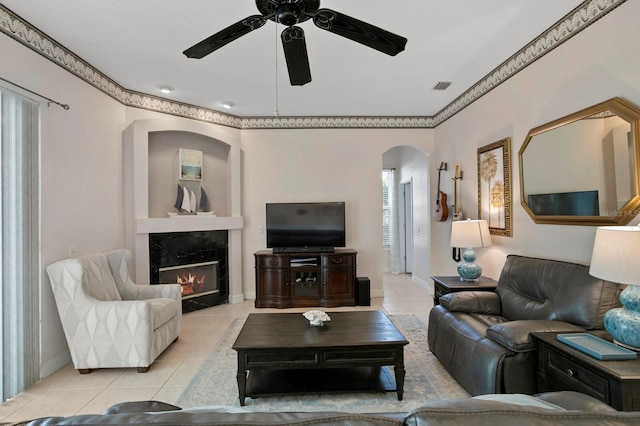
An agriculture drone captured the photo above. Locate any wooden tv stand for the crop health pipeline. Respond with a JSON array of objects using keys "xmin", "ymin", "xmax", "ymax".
[{"xmin": 254, "ymin": 249, "xmax": 357, "ymax": 308}]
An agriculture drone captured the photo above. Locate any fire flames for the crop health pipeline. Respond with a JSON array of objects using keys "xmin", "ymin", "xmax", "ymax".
[{"xmin": 176, "ymin": 272, "xmax": 206, "ymax": 296}]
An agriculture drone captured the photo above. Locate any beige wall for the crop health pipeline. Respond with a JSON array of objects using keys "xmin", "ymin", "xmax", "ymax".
[
  {"xmin": 240, "ymin": 129, "xmax": 433, "ymax": 300},
  {"xmin": 431, "ymin": 2, "xmax": 640, "ymax": 281},
  {"xmin": 0, "ymin": 34, "xmax": 126, "ymax": 376},
  {"xmin": 2, "ymin": 0, "xmax": 640, "ymax": 380}
]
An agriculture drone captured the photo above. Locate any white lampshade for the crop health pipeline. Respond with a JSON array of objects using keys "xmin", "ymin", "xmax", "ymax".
[
  {"xmin": 589, "ymin": 226, "xmax": 640, "ymax": 286},
  {"xmin": 451, "ymin": 219, "xmax": 493, "ymax": 248}
]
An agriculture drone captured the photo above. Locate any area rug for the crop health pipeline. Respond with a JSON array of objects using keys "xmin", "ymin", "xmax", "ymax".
[{"xmin": 175, "ymin": 314, "xmax": 469, "ymax": 412}]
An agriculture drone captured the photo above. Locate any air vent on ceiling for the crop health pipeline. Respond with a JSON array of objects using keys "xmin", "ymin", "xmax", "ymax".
[{"xmin": 433, "ymin": 81, "xmax": 451, "ymax": 91}]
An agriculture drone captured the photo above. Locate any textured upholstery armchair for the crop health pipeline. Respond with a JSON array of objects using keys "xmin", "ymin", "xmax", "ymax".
[
  {"xmin": 46, "ymin": 249, "xmax": 182, "ymax": 373},
  {"xmin": 428, "ymin": 255, "xmax": 622, "ymax": 396}
]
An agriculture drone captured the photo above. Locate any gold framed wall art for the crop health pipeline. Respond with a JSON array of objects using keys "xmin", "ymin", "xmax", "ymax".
[{"xmin": 478, "ymin": 137, "xmax": 512, "ymax": 237}]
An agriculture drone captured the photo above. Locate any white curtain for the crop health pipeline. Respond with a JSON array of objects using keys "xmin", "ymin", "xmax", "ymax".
[
  {"xmin": 1, "ymin": 88, "xmax": 40, "ymax": 401},
  {"xmin": 389, "ymin": 169, "xmax": 401, "ymax": 274}
]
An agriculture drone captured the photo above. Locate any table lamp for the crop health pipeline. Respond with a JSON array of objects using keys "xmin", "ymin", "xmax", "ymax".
[
  {"xmin": 589, "ymin": 225, "xmax": 640, "ymax": 351},
  {"xmin": 450, "ymin": 219, "xmax": 492, "ymax": 282}
]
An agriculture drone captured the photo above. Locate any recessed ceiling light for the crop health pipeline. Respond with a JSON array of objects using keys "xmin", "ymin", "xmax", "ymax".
[
  {"xmin": 220, "ymin": 101, "xmax": 235, "ymax": 109},
  {"xmin": 158, "ymin": 85, "xmax": 174, "ymax": 94}
]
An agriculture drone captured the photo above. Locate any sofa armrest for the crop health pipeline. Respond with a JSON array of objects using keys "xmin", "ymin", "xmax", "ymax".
[
  {"xmin": 440, "ymin": 291, "xmax": 501, "ymax": 315},
  {"xmin": 105, "ymin": 249, "xmax": 182, "ymax": 302},
  {"xmin": 125, "ymin": 283, "xmax": 182, "ymax": 302},
  {"xmin": 487, "ymin": 320, "xmax": 586, "ymax": 352}
]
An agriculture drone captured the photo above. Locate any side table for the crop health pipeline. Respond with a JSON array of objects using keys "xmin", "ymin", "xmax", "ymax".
[
  {"xmin": 431, "ymin": 275, "xmax": 497, "ymax": 306},
  {"xmin": 532, "ymin": 331, "xmax": 640, "ymax": 411}
]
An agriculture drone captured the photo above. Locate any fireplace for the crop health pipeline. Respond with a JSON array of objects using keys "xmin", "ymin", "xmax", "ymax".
[
  {"xmin": 149, "ymin": 230, "xmax": 228, "ymax": 312},
  {"xmin": 159, "ymin": 260, "xmax": 219, "ymax": 299}
]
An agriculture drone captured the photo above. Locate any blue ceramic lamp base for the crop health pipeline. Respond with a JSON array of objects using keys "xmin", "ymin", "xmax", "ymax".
[
  {"xmin": 604, "ymin": 285, "xmax": 640, "ymax": 351},
  {"xmin": 457, "ymin": 247, "xmax": 482, "ymax": 282}
]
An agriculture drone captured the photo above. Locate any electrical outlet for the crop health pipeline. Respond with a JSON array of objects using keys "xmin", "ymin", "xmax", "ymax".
[{"xmin": 69, "ymin": 246, "xmax": 77, "ymax": 257}]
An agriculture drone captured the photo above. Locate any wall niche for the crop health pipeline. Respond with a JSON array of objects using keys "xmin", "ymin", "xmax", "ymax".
[
  {"xmin": 148, "ymin": 131, "xmax": 230, "ymax": 218},
  {"xmin": 122, "ymin": 118, "xmax": 243, "ymax": 303}
]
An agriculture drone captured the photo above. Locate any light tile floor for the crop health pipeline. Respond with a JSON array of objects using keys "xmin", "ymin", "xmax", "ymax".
[{"xmin": 0, "ymin": 274, "xmax": 432, "ymax": 424}]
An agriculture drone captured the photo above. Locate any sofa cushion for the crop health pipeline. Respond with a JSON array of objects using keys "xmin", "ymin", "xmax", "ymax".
[
  {"xmin": 534, "ymin": 391, "xmax": 618, "ymax": 412},
  {"xmin": 496, "ymin": 255, "xmax": 621, "ymax": 329},
  {"xmin": 472, "ymin": 393, "xmax": 565, "ymax": 410},
  {"xmin": 78, "ymin": 254, "xmax": 122, "ymax": 302},
  {"xmin": 486, "ymin": 320, "xmax": 585, "ymax": 352},
  {"xmin": 103, "ymin": 400, "xmax": 182, "ymax": 414}
]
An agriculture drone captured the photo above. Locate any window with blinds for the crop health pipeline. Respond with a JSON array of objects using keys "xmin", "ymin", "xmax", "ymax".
[
  {"xmin": 382, "ymin": 169, "xmax": 393, "ymax": 247},
  {"xmin": 1, "ymin": 88, "xmax": 40, "ymax": 402}
]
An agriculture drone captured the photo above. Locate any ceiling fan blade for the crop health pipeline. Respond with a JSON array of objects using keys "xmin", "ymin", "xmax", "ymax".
[
  {"xmin": 313, "ymin": 9, "xmax": 407, "ymax": 56},
  {"xmin": 281, "ymin": 26, "xmax": 312, "ymax": 86},
  {"xmin": 183, "ymin": 15, "xmax": 267, "ymax": 59}
]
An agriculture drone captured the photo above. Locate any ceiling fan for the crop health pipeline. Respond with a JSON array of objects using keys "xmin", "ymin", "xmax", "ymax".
[{"xmin": 183, "ymin": 0, "xmax": 408, "ymax": 86}]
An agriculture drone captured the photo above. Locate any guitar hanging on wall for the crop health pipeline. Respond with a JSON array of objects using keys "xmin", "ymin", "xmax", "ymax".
[
  {"xmin": 433, "ymin": 162, "xmax": 448, "ymax": 222},
  {"xmin": 452, "ymin": 164, "xmax": 463, "ymax": 221},
  {"xmin": 452, "ymin": 164, "xmax": 463, "ymax": 261}
]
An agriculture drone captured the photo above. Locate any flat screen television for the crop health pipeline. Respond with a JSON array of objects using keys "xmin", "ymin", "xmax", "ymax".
[
  {"xmin": 528, "ymin": 190, "xmax": 599, "ymax": 216},
  {"xmin": 266, "ymin": 202, "xmax": 346, "ymax": 252}
]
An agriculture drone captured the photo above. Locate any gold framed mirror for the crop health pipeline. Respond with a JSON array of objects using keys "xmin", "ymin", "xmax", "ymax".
[{"xmin": 519, "ymin": 97, "xmax": 640, "ymax": 225}]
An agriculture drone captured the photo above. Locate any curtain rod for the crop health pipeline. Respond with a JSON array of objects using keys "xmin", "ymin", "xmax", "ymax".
[{"xmin": 0, "ymin": 76, "xmax": 70, "ymax": 110}]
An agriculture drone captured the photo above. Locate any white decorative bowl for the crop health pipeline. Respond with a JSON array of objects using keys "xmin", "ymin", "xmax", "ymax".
[{"xmin": 303, "ymin": 310, "xmax": 331, "ymax": 327}]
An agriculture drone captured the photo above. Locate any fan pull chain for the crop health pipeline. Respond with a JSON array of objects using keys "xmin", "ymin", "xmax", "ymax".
[{"xmin": 274, "ymin": 19, "xmax": 280, "ymax": 118}]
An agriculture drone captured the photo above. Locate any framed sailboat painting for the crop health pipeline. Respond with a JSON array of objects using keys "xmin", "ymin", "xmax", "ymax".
[{"xmin": 179, "ymin": 149, "xmax": 203, "ymax": 181}]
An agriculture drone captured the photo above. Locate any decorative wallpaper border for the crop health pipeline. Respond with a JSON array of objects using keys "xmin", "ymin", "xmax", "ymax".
[
  {"xmin": 432, "ymin": 0, "xmax": 627, "ymax": 127},
  {"xmin": 0, "ymin": 0, "xmax": 627, "ymax": 129}
]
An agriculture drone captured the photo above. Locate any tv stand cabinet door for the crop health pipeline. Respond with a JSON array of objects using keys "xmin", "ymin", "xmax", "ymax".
[
  {"xmin": 290, "ymin": 268, "xmax": 321, "ymax": 306},
  {"xmin": 321, "ymin": 253, "xmax": 356, "ymax": 307},
  {"xmin": 255, "ymin": 254, "xmax": 291, "ymax": 308}
]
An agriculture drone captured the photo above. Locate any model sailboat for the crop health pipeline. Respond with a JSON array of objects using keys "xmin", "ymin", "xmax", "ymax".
[
  {"xmin": 173, "ymin": 184, "xmax": 196, "ymax": 214},
  {"xmin": 199, "ymin": 188, "xmax": 209, "ymax": 212},
  {"xmin": 172, "ymin": 184, "xmax": 212, "ymax": 215},
  {"xmin": 173, "ymin": 183, "xmax": 183, "ymax": 211}
]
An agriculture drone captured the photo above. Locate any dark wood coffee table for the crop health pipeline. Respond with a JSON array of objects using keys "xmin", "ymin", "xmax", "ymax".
[{"xmin": 232, "ymin": 310, "xmax": 409, "ymax": 406}]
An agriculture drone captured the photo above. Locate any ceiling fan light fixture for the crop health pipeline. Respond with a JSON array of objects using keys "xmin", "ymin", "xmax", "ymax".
[
  {"xmin": 158, "ymin": 85, "xmax": 174, "ymax": 94},
  {"xmin": 276, "ymin": 2, "xmax": 301, "ymax": 26},
  {"xmin": 219, "ymin": 101, "xmax": 235, "ymax": 109}
]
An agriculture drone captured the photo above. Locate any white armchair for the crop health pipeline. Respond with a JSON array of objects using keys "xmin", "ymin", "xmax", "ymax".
[{"xmin": 46, "ymin": 249, "xmax": 182, "ymax": 373}]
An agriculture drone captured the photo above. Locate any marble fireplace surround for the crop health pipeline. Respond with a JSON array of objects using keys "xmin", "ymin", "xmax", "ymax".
[{"xmin": 122, "ymin": 118, "xmax": 244, "ymax": 304}]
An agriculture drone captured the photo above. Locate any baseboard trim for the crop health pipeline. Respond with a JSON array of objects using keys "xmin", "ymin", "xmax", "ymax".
[
  {"xmin": 40, "ymin": 350, "xmax": 71, "ymax": 379},
  {"xmin": 412, "ymin": 275, "xmax": 431, "ymax": 294},
  {"xmin": 229, "ymin": 293, "xmax": 245, "ymax": 304}
]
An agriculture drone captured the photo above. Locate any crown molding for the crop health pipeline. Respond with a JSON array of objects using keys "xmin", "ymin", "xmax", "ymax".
[{"xmin": 0, "ymin": 0, "xmax": 626, "ymax": 129}]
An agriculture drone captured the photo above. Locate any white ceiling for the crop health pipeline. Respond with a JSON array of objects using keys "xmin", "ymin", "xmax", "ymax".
[{"xmin": 2, "ymin": 0, "xmax": 585, "ymax": 118}]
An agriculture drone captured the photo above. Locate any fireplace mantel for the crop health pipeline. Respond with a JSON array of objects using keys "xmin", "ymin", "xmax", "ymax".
[
  {"xmin": 123, "ymin": 118, "xmax": 244, "ymax": 304},
  {"xmin": 136, "ymin": 216, "xmax": 243, "ymax": 234}
]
